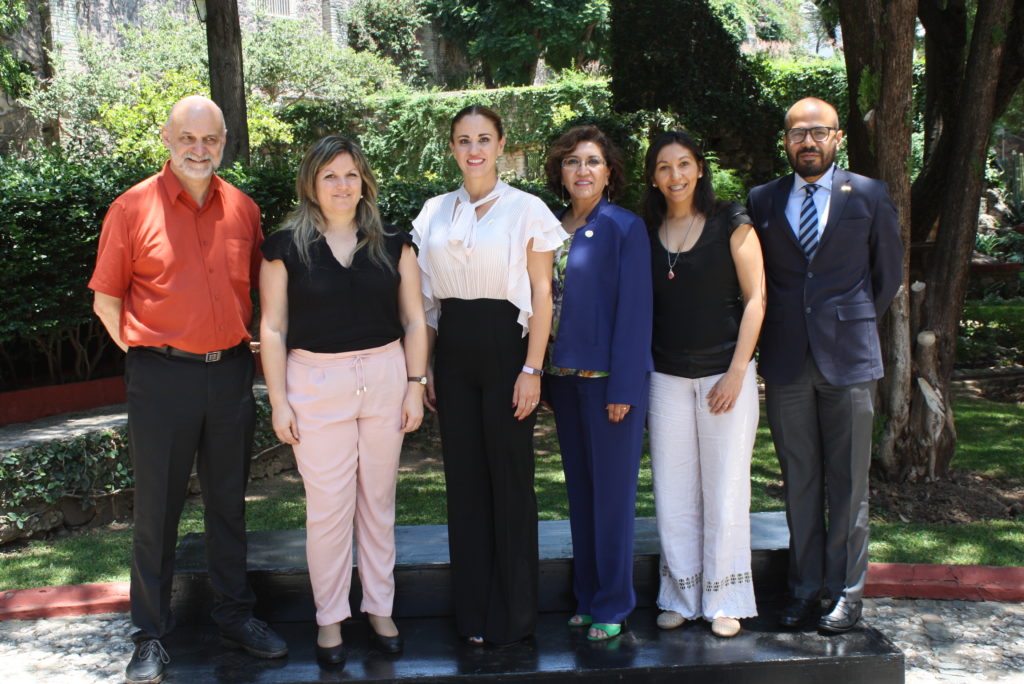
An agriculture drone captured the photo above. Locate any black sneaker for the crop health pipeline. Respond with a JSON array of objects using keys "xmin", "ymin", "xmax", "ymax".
[
  {"xmin": 125, "ymin": 639, "xmax": 169, "ymax": 684},
  {"xmin": 220, "ymin": 617, "xmax": 288, "ymax": 658}
]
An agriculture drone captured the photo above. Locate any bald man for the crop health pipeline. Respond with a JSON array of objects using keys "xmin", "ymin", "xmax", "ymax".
[
  {"xmin": 90, "ymin": 96, "xmax": 286, "ymax": 683},
  {"xmin": 746, "ymin": 98, "xmax": 902, "ymax": 634}
]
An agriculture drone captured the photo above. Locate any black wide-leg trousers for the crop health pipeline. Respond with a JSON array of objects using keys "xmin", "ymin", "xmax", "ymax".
[
  {"xmin": 126, "ymin": 347, "xmax": 258, "ymax": 640},
  {"xmin": 434, "ymin": 298, "xmax": 539, "ymax": 645}
]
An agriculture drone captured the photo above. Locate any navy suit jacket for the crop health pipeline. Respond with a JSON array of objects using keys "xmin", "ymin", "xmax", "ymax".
[
  {"xmin": 747, "ymin": 168, "xmax": 903, "ymax": 386},
  {"xmin": 550, "ymin": 199, "xmax": 653, "ymax": 407}
]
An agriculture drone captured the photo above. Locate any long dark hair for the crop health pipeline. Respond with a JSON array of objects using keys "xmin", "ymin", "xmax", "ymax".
[
  {"xmin": 641, "ymin": 130, "xmax": 718, "ymax": 229},
  {"xmin": 283, "ymin": 135, "xmax": 393, "ymax": 271}
]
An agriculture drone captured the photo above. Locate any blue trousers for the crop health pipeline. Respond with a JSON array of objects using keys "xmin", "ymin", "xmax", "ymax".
[{"xmin": 548, "ymin": 373, "xmax": 648, "ymax": 624}]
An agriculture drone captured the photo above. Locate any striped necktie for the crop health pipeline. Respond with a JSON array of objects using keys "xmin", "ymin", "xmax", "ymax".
[{"xmin": 798, "ymin": 183, "xmax": 820, "ymax": 260}]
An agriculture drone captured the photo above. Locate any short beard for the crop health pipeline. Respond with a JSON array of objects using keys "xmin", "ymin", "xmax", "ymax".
[
  {"xmin": 173, "ymin": 154, "xmax": 217, "ymax": 180},
  {"xmin": 789, "ymin": 146, "xmax": 833, "ymax": 179}
]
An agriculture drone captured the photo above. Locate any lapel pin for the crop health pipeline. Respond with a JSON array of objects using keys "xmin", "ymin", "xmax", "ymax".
[
  {"xmin": 841, "ymin": 184, "xmax": 852, "ymax": 192},
  {"xmin": 584, "ymin": 229, "xmax": 594, "ymax": 238}
]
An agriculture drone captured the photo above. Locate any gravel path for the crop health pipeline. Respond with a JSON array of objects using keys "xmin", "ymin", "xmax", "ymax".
[{"xmin": 1, "ymin": 599, "xmax": 1022, "ymax": 682}]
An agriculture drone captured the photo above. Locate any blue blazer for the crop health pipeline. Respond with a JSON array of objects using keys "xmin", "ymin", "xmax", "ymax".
[
  {"xmin": 550, "ymin": 199, "xmax": 654, "ymax": 407},
  {"xmin": 747, "ymin": 168, "xmax": 903, "ymax": 386}
]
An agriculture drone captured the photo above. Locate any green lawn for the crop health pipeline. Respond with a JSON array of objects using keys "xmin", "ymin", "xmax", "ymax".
[{"xmin": 1, "ymin": 396, "xmax": 1021, "ymax": 591}]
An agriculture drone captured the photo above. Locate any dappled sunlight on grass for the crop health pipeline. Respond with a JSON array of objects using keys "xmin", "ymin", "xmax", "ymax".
[
  {"xmin": 949, "ymin": 397, "xmax": 1024, "ymax": 480},
  {"xmin": 870, "ymin": 521, "xmax": 1024, "ymax": 565}
]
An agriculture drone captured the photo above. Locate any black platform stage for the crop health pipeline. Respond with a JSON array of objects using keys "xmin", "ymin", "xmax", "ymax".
[{"xmin": 167, "ymin": 514, "xmax": 904, "ymax": 683}]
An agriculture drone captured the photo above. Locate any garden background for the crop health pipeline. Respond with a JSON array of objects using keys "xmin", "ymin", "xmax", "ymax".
[{"xmin": 0, "ymin": 0, "xmax": 1022, "ymax": 588}]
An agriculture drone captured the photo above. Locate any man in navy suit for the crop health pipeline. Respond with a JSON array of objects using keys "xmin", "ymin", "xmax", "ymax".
[{"xmin": 747, "ymin": 98, "xmax": 903, "ymax": 633}]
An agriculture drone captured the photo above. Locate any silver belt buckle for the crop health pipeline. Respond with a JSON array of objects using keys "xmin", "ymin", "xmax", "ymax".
[{"xmin": 204, "ymin": 350, "xmax": 222, "ymax": 363}]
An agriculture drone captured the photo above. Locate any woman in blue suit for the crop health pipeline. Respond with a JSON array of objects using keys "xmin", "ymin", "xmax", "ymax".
[{"xmin": 542, "ymin": 126, "xmax": 653, "ymax": 641}]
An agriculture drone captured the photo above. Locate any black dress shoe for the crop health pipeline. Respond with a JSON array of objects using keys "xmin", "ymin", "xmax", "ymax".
[
  {"xmin": 316, "ymin": 641, "xmax": 347, "ymax": 666},
  {"xmin": 369, "ymin": 628, "xmax": 403, "ymax": 654},
  {"xmin": 778, "ymin": 597, "xmax": 819, "ymax": 628},
  {"xmin": 819, "ymin": 597, "xmax": 863, "ymax": 634},
  {"xmin": 220, "ymin": 618, "xmax": 289, "ymax": 658},
  {"xmin": 125, "ymin": 638, "xmax": 169, "ymax": 684}
]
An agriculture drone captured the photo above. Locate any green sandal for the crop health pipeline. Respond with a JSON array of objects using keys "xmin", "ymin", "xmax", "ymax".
[
  {"xmin": 567, "ymin": 614, "xmax": 592, "ymax": 627},
  {"xmin": 587, "ymin": 623, "xmax": 622, "ymax": 641}
]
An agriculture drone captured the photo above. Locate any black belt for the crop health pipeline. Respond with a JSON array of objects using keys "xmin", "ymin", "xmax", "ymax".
[{"xmin": 136, "ymin": 341, "xmax": 249, "ymax": 363}]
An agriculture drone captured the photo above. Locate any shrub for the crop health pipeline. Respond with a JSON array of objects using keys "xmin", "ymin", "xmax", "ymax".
[
  {"xmin": 0, "ymin": 149, "xmax": 151, "ymax": 388},
  {"xmin": 0, "ymin": 396, "xmax": 278, "ymax": 529},
  {"xmin": 344, "ymin": 0, "xmax": 431, "ymax": 85},
  {"xmin": 284, "ymin": 73, "xmax": 613, "ymax": 182},
  {"xmin": 609, "ymin": 0, "xmax": 784, "ymax": 182}
]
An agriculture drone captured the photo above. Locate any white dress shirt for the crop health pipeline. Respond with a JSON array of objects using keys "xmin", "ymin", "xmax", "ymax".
[
  {"xmin": 785, "ymin": 164, "xmax": 836, "ymax": 241},
  {"xmin": 412, "ymin": 182, "xmax": 566, "ymax": 335}
]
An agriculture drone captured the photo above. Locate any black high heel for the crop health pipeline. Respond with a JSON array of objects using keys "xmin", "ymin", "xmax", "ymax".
[
  {"xmin": 315, "ymin": 642, "xmax": 347, "ymax": 666},
  {"xmin": 370, "ymin": 630, "xmax": 403, "ymax": 654}
]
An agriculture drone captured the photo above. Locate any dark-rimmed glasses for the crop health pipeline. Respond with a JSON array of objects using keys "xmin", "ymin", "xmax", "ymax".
[{"xmin": 784, "ymin": 126, "xmax": 838, "ymax": 143}]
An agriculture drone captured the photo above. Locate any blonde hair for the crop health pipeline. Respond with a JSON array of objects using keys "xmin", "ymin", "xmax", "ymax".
[{"xmin": 283, "ymin": 135, "xmax": 393, "ymax": 271}]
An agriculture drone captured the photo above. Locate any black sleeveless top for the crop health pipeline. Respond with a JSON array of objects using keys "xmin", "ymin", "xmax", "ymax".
[
  {"xmin": 649, "ymin": 202, "xmax": 750, "ymax": 379},
  {"xmin": 261, "ymin": 227, "xmax": 411, "ymax": 353}
]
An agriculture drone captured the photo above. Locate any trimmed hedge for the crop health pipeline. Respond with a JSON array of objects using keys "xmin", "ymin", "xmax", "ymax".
[
  {"xmin": 0, "ymin": 395, "xmax": 278, "ymax": 529},
  {"xmin": 283, "ymin": 75, "xmax": 613, "ymax": 182}
]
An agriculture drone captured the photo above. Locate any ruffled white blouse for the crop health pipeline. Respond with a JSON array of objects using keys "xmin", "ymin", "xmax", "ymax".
[{"xmin": 412, "ymin": 181, "xmax": 567, "ymax": 335}]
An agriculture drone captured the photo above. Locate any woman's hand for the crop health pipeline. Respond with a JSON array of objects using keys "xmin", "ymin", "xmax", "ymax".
[
  {"xmin": 706, "ymin": 367, "xmax": 745, "ymax": 414},
  {"xmin": 606, "ymin": 403, "xmax": 631, "ymax": 423},
  {"xmin": 401, "ymin": 385, "xmax": 425, "ymax": 433},
  {"xmin": 272, "ymin": 403, "xmax": 300, "ymax": 445},
  {"xmin": 512, "ymin": 372, "xmax": 541, "ymax": 420},
  {"xmin": 423, "ymin": 365, "xmax": 438, "ymax": 413}
]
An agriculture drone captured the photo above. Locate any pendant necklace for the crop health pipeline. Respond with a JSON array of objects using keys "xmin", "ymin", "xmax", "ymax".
[{"xmin": 663, "ymin": 213, "xmax": 698, "ymax": 280}]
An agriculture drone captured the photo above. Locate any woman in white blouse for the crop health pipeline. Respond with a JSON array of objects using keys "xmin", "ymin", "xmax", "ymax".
[{"xmin": 412, "ymin": 105, "xmax": 566, "ymax": 647}]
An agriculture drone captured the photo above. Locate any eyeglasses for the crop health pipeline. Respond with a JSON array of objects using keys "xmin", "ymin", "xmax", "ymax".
[
  {"xmin": 784, "ymin": 126, "xmax": 838, "ymax": 143},
  {"xmin": 562, "ymin": 156, "xmax": 605, "ymax": 170}
]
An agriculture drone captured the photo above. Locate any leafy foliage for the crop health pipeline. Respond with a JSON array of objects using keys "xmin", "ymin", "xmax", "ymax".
[
  {"xmin": 609, "ymin": 0, "xmax": 784, "ymax": 181},
  {"xmin": 285, "ymin": 72, "xmax": 613, "ymax": 182},
  {"xmin": 0, "ymin": 396, "xmax": 278, "ymax": 529},
  {"xmin": 423, "ymin": 0, "xmax": 610, "ymax": 86},
  {"xmin": 18, "ymin": 7, "xmax": 402, "ymax": 159},
  {"xmin": 344, "ymin": 0, "xmax": 431, "ymax": 84},
  {"xmin": 0, "ymin": 149, "xmax": 151, "ymax": 387},
  {"xmin": 0, "ymin": 0, "xmax": 32, "ymax": 97}
]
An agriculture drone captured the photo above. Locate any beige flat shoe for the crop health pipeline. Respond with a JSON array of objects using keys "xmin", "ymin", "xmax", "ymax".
[
  {"xmin": 656, "ymin": 610, "xmax": 686, "ymax": 630},
  {"xmin": 711, "ymin": 617, "xmax": 741, "ymax": 638}
]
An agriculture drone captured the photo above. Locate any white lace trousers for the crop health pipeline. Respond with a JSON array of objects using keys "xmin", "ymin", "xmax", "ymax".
[{"xmin": 648, "ymin": 363, "xmax": 759, "ymax": 620}]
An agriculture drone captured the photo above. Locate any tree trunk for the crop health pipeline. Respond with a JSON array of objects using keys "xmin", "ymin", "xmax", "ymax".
[
  {"xmin": 836, "ymin": 0, "xmax": 915, "ymax": 479},
  {"xmin": 912, "ymin": 0, "xmax": 1013, "ymax": 478},
  {"xmin": 205, "ymin": 0, "xmax": 249, "ymax": 166},
  {"xmin": 837, "ymin": 0, "xmax": 1021, "ymax": 482}
]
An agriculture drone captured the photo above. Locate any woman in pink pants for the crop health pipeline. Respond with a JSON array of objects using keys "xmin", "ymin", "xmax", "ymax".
[{"xmin": 259, "ymin": 136, "xmax": 428, "ymax": 665}]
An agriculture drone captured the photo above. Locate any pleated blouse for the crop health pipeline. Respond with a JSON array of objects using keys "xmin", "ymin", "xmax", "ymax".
[{"xmin": 412, "ymin": 182, "xmax": 566, "ymax": 335}]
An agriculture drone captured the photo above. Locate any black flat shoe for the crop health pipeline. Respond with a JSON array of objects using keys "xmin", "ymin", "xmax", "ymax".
[
  {"xmin": 779, "ymin": 597, "xmax": 820, "ymax": 628},
  {"xmin": 370, "ymin": 630, "xmax": 403, "ymax": 654},
  {"xmin": 818, "ymin": 597, "xmax": 863, "ymax": 634},
  {"xmin": 315, "ymin": 642, "xmax": 347, "ymax": 666}
]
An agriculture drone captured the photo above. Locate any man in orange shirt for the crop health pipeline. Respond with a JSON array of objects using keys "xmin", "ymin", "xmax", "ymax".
[{"xmin": 90, "ymin": 95, "xmax": 287, "ymax": 684}]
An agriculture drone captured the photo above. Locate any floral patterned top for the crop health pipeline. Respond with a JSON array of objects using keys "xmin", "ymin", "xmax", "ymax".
[{"xmin": 545, "ymin": 231, "xmax": 609, "ymax": 378}]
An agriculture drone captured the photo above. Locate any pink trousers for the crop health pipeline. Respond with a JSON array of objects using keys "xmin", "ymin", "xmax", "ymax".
[{"xmin": 286, "ymin": 340, "xmax": 406, "ymax": 625}]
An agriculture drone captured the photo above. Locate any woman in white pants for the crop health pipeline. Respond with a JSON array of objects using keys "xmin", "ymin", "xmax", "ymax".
[{"xmin": 642, "ymin": 131, "xmax": 765, "ymax": 638}]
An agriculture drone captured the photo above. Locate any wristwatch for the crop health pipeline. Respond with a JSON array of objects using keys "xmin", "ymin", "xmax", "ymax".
[
  {"xmin": 407, "ymin": 376, "xmax": 428, "ymax": 385},
  {"xmin": 521, "ymin": 365, "xmax": 544, "ymax": 376}
]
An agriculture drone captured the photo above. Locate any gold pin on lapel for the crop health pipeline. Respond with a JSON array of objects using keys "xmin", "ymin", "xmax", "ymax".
[{"xmin": 841, "ymin": 184, "xmax": 852, "ymax": 192}]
